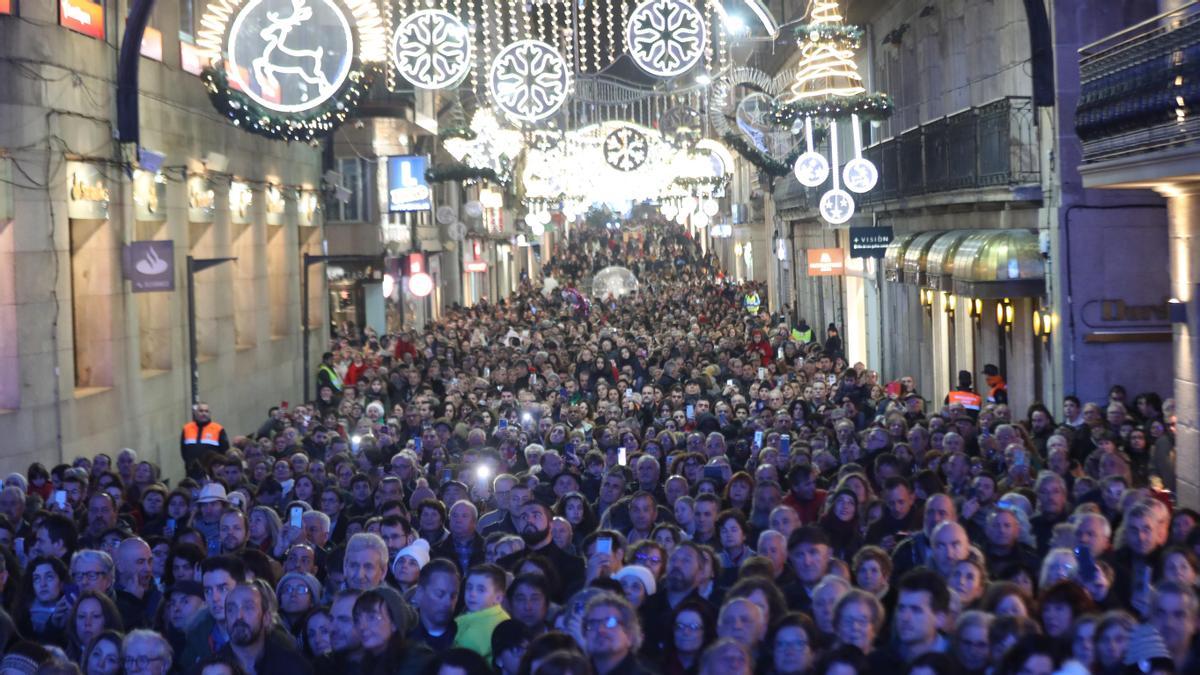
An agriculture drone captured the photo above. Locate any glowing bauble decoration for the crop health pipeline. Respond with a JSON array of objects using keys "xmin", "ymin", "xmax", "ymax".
[
  {"xmin": 435, "ymin": 205, "xmax": 456, "ymax": 224},
  {"xmin": 530, "ymin": 221, "xmax": 546, "ymax": 236},
  {"xmin": 702, "ymin": 199, "xmax": 719, "ymax": 217},
  {"xmin": 625, "ymin": 0, "xmax": 707, "ymax": 78},
  {"xmin": 675, "ymin": 212, "xmax": 689, "ymax": 225},
  {"xmin": 391, "ymin": 9, "xmax": 472, "ymax": 89},
  {"xmin": 604, "ymin": 126, "xmax": 650, "ymax": 171},
  {"xmin": 446, "ymin": 222, "xmax": 467, "ymax": 241},
  {"xmin": 488, "ymin": 40, "xmax": 571, "ymax": 124},
  {"xmin": 408, "ymin": 272, "xmax": 433, "ymax": 297},
  {"xmin": 692, "ymin": 212, "xmax": 709, "ymax": 227},
  {"xmin": 681, "ymin": 196, "xmax": 698, "ymax": 215},
  {"xmin": 842, "ymin": 157, "xmax": 879, "ymax": 194},
  {"xmin": 464, "ymin": 201, "xmax": 483, "ymax": 218},
  {"xmin": 794, "ymin": 151, "xmax": 830, "ymax": 187},
  {"xmin": 661, "ymin": 202, "xmax": 678, "ymax": 219},
  {"xmin": 819, "ymin": 188, "xmax": 856, "ymax": 225},
  {"xmin": 382, "ymin": 273, "xmax": 396, "ymax": 298}
]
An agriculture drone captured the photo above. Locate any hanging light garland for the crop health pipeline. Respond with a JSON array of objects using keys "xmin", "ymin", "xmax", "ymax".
[{"xmin": 776, "ymin": 0, "xmax": 892, "ymax": 224}]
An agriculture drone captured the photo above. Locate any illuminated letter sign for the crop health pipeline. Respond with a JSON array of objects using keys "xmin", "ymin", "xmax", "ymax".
[{"xmin": 60, "ymin": 0, "xmax": 105, "ymax": 39}]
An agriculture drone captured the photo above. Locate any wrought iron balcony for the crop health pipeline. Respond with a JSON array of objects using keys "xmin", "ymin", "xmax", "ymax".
[
  {"xmin": 1077, "ymin": 2, "xmax": 1200, "ymax": 163},
  {"xmin": 858, "ymin": 96, "xmax": 1040, "ymax": 206}
]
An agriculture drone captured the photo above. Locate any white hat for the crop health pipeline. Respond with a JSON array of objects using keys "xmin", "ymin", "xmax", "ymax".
[
  {"xmin": 612, "ymin": 565, "xmax": 656, "ymax": 596},
  {"xmin": 393, "ymin": 538, "xmax": 431, "ymax": 575},
  {"xmin": 195, "ymin": 482, "xmax": 229, "ymax": 504}
]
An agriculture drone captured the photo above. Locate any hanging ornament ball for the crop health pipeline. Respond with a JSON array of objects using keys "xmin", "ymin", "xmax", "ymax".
[
  {"xmin": 661, "ymin": 202, "xmax": 678, "ymax": 219},
  {"xmin": 675, "ymin": 212, "xmax": 689, "ymax": 225},
  {"xmin": 692, "ymin": 212, "xmax": 710, "ymax": 228},
  {"xmin": 794, "ymin": 151, "xmax": 831, "ymax": 188},
  {"xmin": 447, "ymin": 222, "xmax": 468, "ymax": 241},
  {"xmin": 436, "ymin": 205, "xmax": 457, "ymax": 225},
  {"xmin": 819, "ymin": 188, "xmax": 856, "ymax": 225},
  {"xmin": 530, "ymin": 221, "xmax": 546, "ymax": 236},
  {"xmin": 464, "ymin": 201, "xmax": 484, "ymax": 218},
  {"xmin": 842, "ymin": 158, "xmax": 879, "ymax": 194},
  {"xmin": 681, "ymin": 196, "xmax": 698, "ymax": 215},
  {"xmin": 702, "ymin": 199, "xmax": 719, "ymax": 217},
  {"xmin": 409, "ymin": 272, "xmax": 434, "ymax": 297}
]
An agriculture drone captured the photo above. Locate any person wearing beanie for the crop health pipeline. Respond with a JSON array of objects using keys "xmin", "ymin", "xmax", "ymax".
[
  {"xmin": 1123, "ymin": 623, "xmax": 1175, "ymax": 674},
  {"xmin": 612, "ymin": 565, "xmax": 656, "ymax": 609},
  {"xmin": 276, "ymin": 572, "xmax": 322, "ymax": 639},
  {"xmin": 392, "ymin": 539, "xmax": 431, "ymax": 600}
]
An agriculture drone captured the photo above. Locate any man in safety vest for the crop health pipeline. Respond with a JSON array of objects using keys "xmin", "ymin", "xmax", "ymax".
[
  {"xmin": 181, "ymin": 401, "xmax": 229, "ymax": 468},
  {"xmin": 944, "ymin": 370, "xmax": 982, "ymax": 419},
  {"xmin": 743, "ymin": 289, "xmax": 762, "ymax": 315},
  {"xmin": 317, "ymin": 351, "xmax": 343, "ymax": 394},
  {"xmin": 982, "ymin": 363, "xmax": 1008, "ymax": 404}
]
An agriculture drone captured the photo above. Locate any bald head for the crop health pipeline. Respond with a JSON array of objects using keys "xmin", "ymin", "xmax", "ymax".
[{"xmin": 931, "ymin": 521, "xmax": 969, "ymax": 577}]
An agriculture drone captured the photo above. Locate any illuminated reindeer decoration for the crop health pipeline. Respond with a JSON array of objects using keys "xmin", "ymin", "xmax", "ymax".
[{"xmin": 252, "ymin": 0, "xmax": 332, "ymax": 101}]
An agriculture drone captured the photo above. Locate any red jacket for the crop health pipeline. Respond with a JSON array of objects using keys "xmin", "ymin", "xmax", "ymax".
[{"xmin": 783, "ymin": 489, "xmax": 828, "ymax": 526}]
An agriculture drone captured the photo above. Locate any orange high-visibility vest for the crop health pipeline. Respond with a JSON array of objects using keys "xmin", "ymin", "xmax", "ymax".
[
  {"xmin": 182, "ymin": 421, "xmax": 223, "ymax": 446},
  {"xmin": 948, "ymin": 390, "xmax": 982, "ymax": 411}
]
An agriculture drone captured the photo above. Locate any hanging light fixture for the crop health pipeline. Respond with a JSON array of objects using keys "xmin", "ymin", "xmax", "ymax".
[
  {"xmin": 407, "ymin": 253, "xmax": 433, "ymax": 298},
  {"xmin": 779, "ymin": 0, "xmax": 892, "ymax": 225}
]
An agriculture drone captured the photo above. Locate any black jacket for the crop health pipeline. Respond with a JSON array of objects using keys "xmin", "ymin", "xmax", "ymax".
[{"xmin": 213, "ymin": 629, "xmax": 314, "ymax": 675}]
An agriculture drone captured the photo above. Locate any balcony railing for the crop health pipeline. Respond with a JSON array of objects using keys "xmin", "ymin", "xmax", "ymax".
[
  {"xmin": 858, "ymin": 96, "xmax": 1040, "ymax": 206},
  {"xmin": 1077, "ymin": 1, "xmax": 1200, "ymax": 163}
]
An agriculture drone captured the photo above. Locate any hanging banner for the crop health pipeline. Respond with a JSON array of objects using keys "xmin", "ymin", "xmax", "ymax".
[
  {"xmin": 387, "ymin": 156, "xmax": 432, "ymax": 212},
  {"xmin": 806, "ymin": 248, "xmax": 845, "ymax": 276},
  {"xmin": 123, "ymin": 241, "xmax": 175, "ymax": 292},
  {"xmin": 60, "ymin": 0, "xmax": 105, "ymax": 39},
  {"xmin": 66, "ymin": 161, "xmax": 110, "ymax": 219},
  {"xmin": 849, "ymin": 225, "xmax": 894, "ymax": 259}
]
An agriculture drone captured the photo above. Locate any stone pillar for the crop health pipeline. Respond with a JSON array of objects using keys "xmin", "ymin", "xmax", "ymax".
[{"xmin": 1163, "ymin": 184, "xmax": 1200, "ymax": 508}]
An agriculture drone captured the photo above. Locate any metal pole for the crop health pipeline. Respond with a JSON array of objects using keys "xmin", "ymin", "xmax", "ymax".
[
  {"xmin": 302, "ymin": 252, "xmax": 311, "ymax": 403},
  {"xmin": 187, "ymin": 255, "xmax": 199, "ymax": 406}
]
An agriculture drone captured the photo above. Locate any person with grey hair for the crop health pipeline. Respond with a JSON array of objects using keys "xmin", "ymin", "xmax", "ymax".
[
  {"xmin": 433, "ymin": 500, "xmax": 485, "ymax": 574},
  {"xmin": 215, "ymin": 582, "xmax": 312, "ymax": 675},
  {"xmin": 343, "ymin": 533, "xmax": 389, "ymax": 591},
  {"xmin": 1031, "ymin": 471, "xmax": 1070, "ymax": 555},
  {"xmin": 582, "ymin": 592, "xmax": 647, "ymax": 675},
  {"xmin": 115, "ymin": 450, "xmax": 138, "ymax": 487},
  {"xmin": 300, "ymin": 511, "xmax": 330, "ymax": 549},
  {"xmin": 0, "ymin": 485, "xmax": 26, "ymax": 529},
  {"xmin": 121, "ymin": 628, "xmax": 172, "ymax": 675},
  {"xmin": 811, "ymin": 575, "xmax": 851, "ymax": 640},
  {"xmin": 70, "ymin": 550, "xmax": 115, "ymax": 595}
]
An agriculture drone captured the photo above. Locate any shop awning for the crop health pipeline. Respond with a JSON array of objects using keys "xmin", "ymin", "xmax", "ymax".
[
  {"xmin": 925, "ymin": 230, "xmax": 980, "ymax": 292},
  {"xmin": 951, "ymin": 229, "xmax": 1045, "ymax": 298},
  {"xmin": 883, "ymin": 233, "xmax": 917, "ymax": 283},
  {"xmin": 902, "ymin": 231, "xmax": 948, "ymax": 286}
]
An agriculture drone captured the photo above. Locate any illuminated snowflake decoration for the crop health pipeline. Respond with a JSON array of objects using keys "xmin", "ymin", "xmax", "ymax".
[
  {"xmin": 625, "ymin": 0, "xmax": 707, "ymax": 78},
  {"xmin": 391, "ymin": 9, "xmax": 472, "ymax": 89},
  {"xmin": 604, "ymin": 126, "xmax": 650, "ymax": 171},
  {"xmin": 488, "ymin": 39, "xmax": 570, "ymax": 124}
]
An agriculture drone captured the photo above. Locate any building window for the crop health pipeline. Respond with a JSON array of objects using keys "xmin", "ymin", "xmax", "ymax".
[
  {"xmin": 70, "ymin": 219, "xmax": 116, "ymax": 390},
  {"xmin": 327, "ymin": 158, "xmax": 370, "ymax": 223},
  {"xmin": 179, "ymin": 0, "xmax": 194, "ymax": 41}
]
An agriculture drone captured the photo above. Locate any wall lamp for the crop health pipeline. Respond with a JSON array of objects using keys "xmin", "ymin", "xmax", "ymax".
[
  {"xmin": 1169, "ymin": 298, "xmax": 1188, "ymax": 323},
  {"xmin": 996, "ymin": 297, "xmax": 1014, "ymax": 329},
  {"xmin": 1032, "ymin": 308, "xmax": 1053, "ymax": 341},
  {"xmin": 944, "ymin": 292, "xmax": 956, "ymax": 316},
  {"xmin": 921, "ymin": 288, "xmax": 935, "ymax": 311}
]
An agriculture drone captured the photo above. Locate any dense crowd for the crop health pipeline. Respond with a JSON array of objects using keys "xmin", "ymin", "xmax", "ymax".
[{"xmin": 0, "ymin": 221, "xmax": 1188, "ymax": 675}]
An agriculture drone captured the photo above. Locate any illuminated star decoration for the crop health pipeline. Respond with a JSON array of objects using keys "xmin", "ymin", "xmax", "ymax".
[
  {"xmin": 603, "ymin": 126, "xmax": 650, "ymax": 171},
  {"xmin": 625, "ymin": 0, "xmax": 707, "ymax": 78},
  {"xmin": 392, "ymin": 9, "xmax": 472, "ymax": 89},
  {"xmin": 488, "ymin": 39, "xmax": 571, "ymax": 124}
]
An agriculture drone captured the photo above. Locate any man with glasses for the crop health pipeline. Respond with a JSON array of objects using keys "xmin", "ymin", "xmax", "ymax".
[
  {"xmin": 122, "ymin": 629, "xmax": 173, "ymax": 675},
  {"xmin": 583, "ymin": 593, "xmax": 651, "ymax": 675},
  {"xmin": 70, "ymin": 549, "xmax": 114, "ymax": 595}
]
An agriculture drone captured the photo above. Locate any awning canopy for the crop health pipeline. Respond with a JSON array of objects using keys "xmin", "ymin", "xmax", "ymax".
[
  {"xmin": 925, "ymin": 230, "xmax": 979, "ymax": 292},
  {"xmin": 902, "ymin": 231, "xmax": 948, "ymax": 286},
  {"xmin": 951, "ymin": 229, "xmax": 1045, "ymax": 298},
  {"xmin": 883, "ymin": 233, "xmax": 917, "ymax": 283}
]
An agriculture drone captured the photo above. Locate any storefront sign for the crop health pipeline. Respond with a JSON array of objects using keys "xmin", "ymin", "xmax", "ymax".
[
  {"xmin": 0, "ymin": 1, "xmax": 14, "ymax": 16},
  {"xmin": 188, "ymin": 174, "xmax": 215, "ymax": 223},
  {"xmin": 133, "ymin": 170, "xmax": 167, "ymax": 222},
  {"xmin": 123, "ymin": 241, "xmax": 174, "ymax": 292},
  {"xmin": 67, "ymin": 161, "xmax": 110, "ymax": 219},
  {"xmin": 60, "ymin": 0, "xmax": 105, "ymax": 39},
  {"xmin": 849, "ymin": 225, "xmax": 894, "ymax": 259},
  {"xmin": 140, "ymin": 25, "xmax": 163, "ymax": 61},
  {"xmin": 806, "ymin": 248, "xmax": 845, "ymax": 276},
  {"xmin": 265, "ymin": 185, "xmax": 286, "ymax": 225},
  {"xmin": 387, "ymin": 156, "xmax": 432, "ymax": 212},
  {"xmin": 1081, "ymin": 299, "xmax": 1171, "ymax": 328},
  {"xmin": 230, "ymin": 182, "xmax": 253, "ymax": 224}
]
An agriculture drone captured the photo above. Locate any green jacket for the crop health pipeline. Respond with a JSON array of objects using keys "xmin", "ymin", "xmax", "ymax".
[{"xmin": 452, "ymin": 604, "xmax": 510, "ymax": 662}]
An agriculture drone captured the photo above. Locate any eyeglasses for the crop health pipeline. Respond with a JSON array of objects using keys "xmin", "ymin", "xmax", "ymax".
[
  {"xmin": 281, "ymin": 584, "xmax": 311, "ymax": 595},
  {"xmin": 123, "ymin": 656, "xmax": 165, "ymax": 670},
  {"xmin": 585, "ymin": 615, "xmax": 623, "ymax": 633},
  {"xmin": 675, "ymin": 621, "xmax": 702, "ymax": 633},
  {"xmin": 73, "ymin": 570, "xmax": 107, "ymax": 582},
  {"xmin": 635, "ymin": 552, "xmax": 662, "ymax": 565}
]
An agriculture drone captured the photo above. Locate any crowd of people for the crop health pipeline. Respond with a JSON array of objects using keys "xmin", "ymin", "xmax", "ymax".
[{"xmin": 0, "ymin": 221, "xmax": 1188, "ymax": 675}]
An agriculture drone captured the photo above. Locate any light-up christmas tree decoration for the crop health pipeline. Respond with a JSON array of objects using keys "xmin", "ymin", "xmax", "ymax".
[{"xmin": 775, "ymin": 0, "xmax": 891, "ymax": 225}]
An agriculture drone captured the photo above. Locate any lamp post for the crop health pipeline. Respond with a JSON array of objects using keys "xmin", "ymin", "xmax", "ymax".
[{"xmin": 187, "ymin": 256, "xmax": 236, "ymax": 407}]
